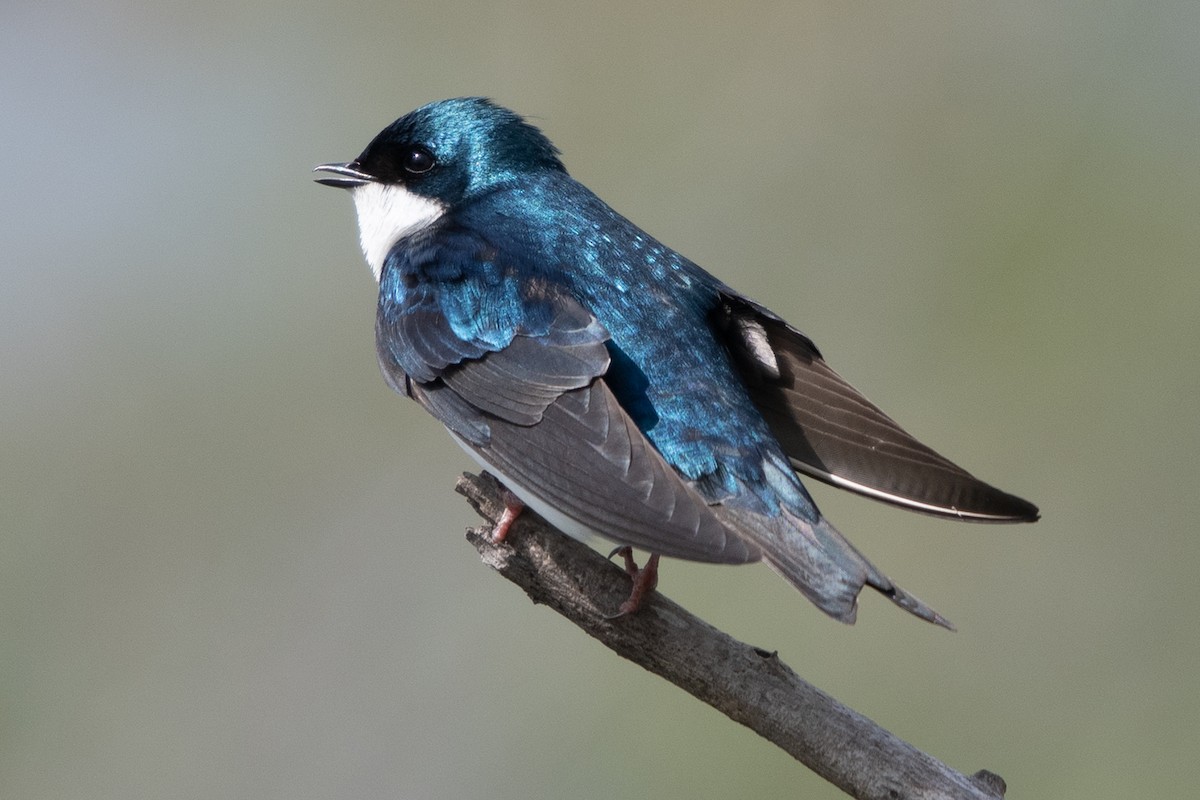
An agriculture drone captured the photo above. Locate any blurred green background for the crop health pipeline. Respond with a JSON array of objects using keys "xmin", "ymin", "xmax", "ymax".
[{"xmin": 4, "ymin": 2, "xmax": 1197, "ymax": 798}]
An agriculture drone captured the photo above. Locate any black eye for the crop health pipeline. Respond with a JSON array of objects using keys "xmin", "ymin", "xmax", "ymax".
[{"xmin": 402, "ymin": 145, "xmax": 436, "ymax": 175}]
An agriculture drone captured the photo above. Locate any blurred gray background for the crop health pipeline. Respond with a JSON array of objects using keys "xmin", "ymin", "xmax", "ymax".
[{"xmin": 4, "ymin": 2, "xmax": 1197, "ymax": 798}]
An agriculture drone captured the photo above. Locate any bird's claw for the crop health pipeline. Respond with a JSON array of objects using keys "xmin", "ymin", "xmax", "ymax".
[
  {"xmin": 491, "ymin": 490, "xmax": 525, "ymax": 543},
  {"xmin": 604, "ymin": 547, "xmax": 660, "ymax": 619}
]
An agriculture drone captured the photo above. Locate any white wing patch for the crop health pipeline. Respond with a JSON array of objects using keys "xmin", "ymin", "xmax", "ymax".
[
  {"xmin": 733, "ymin": 315, "xmax": 780, "ymax": 379},
  {"xmin": 350, "ymin": 183, "xmax": 445, "ymax": 282}
]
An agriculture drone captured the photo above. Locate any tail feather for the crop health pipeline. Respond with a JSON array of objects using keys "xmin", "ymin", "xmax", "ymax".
[{"xmin": 722, "ymin": 504, "xmax": 954, "ymax": 630}]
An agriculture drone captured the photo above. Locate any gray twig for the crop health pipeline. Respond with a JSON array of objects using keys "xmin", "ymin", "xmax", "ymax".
[{"xmin": 456, "ymin": 471, "xmax": 1006, "ymax": 800}]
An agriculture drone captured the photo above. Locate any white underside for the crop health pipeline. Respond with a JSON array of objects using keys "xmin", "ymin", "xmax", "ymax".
[
  {"xmin": 350, "ymin": 182, "xmax": 445, "ymax": 282},
  {"xmin": 447, "ymin": 431, "xmax": 604, "ymax": 544}
]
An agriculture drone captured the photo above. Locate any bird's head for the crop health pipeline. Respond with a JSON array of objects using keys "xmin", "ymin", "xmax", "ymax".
[{"xmin": 315, "ymin": 98, "xmax": 565, "ymax": 280}]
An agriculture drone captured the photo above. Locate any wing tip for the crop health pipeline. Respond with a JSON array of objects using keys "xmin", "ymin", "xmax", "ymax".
[
  {"xmin": 958, "ymin": 492, "xmax": 1040, "ymax": 524},
  {"xmin": 791, "ymin": 459, "xmax": 1040, "ymax": 523}
]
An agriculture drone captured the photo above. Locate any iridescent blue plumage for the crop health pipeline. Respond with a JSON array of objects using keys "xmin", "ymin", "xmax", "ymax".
[
  {"xmin": 316, "ymin": 97, "xmax": 1038, "ymax": 627},
  {"xmin": 456, "ymin": 175, "xmax": 790, "ymax": 501}
]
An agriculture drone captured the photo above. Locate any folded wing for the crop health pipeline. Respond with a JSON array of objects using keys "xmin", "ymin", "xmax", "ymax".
[
  {"xmin": 381, "ymin": 274, "xmax": 760, "ymax": 564},
  {"xmin": 716, "ymin": 292, "xmax": 1039, "ymax": 522}
]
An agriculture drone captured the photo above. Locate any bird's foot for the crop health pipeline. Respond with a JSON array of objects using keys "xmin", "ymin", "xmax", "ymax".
[
  {"xmin": 605, "ymin": 547, "xmax": 660, "ymax": 618},
  {"xmin": 491, "ymin": 490, "xmax": 525, "ymax": 543}
]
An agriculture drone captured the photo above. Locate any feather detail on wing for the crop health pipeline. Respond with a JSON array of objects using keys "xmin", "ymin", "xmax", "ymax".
[
  {"xmin": 716, "ymin": 292, "xmax": 1039, "ymax": 522},
  {"xmin": 393, "ymin": 288, "xmax": 759, "ymax": 564}
]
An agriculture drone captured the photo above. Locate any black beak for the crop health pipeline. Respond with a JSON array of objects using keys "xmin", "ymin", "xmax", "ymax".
[{"xmin": 313, "ymin": 162, "xmax": 374, "ymax": 188}]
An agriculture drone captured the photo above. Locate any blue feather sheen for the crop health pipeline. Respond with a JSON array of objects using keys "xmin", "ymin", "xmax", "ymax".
[
  {"xmin": 317, "ymin": 98, "xmax": 1043, "ymax": 626},
  {"xmin": 363, "ymin": 95, "xmax": 825, "ymax": 525},
  {"xmin": 426, "ymin": 172, "xmax": 823, "ymax": 522}
]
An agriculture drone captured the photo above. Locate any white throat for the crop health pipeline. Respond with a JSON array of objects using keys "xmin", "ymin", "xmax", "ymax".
[{"xmin": 350, "ymin": 183, "xmax": 445, "ymax": 282}]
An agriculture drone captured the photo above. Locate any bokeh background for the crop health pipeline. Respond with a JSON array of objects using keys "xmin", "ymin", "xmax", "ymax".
[{"xmin": 4, "ymin": 2, "xmax": 1197, "ymax": 798}]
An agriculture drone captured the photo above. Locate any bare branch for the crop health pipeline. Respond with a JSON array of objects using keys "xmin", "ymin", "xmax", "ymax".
[{"xmin": 457, "ymin": 471, "xmax": 1007, "ymax": 800}]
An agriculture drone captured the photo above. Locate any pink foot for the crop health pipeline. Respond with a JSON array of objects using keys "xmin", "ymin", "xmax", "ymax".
[
  {"xmin": 606, "ymin": 547, "xmax": 660, "ymax": 618},
  {"xmin": 491, "ymin": 491, "xmax": 525, "ymax": 543}
]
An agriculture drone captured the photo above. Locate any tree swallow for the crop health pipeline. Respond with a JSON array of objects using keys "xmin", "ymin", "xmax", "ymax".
[{"xmin": 315, "ymin": 98, "xmax": 1038, "ymax": 628}]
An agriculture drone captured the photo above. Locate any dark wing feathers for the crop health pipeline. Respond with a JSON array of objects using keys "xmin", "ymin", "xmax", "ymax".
[
  {"xmin": 390, "ymin": 302, "xmax": 495, "ymax": 382},
  {"xmin": 392, "ymin": 285, "xmax": 758, "ymax": 565},
  {"xmin": 374, "ymin": 215, "xmax": 1033, "ymax": 626},
  {"xmin": 463, "ymin": 380, "xmax": 758, "ymax": 563},
  {"xmin": 718, "ymin": 292, "xmax": 1039, "ymax": 522},
  {"xmin": 440, "ymin": 308, "xmax": 609, "ymax": 425}
]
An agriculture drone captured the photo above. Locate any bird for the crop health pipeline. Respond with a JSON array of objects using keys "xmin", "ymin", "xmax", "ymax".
[{"xmin": 314, "ymin": 97, "xmax": 1038, "ymax": 629}]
